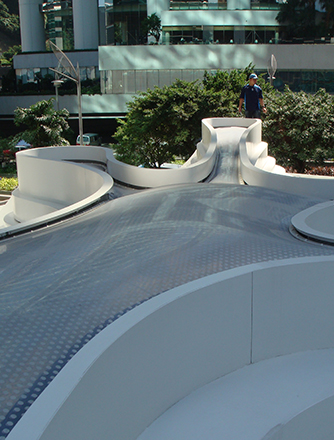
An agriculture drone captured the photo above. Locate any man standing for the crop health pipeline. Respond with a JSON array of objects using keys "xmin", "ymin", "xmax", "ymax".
[{"xmin": 238, "ymin": 73, "xmax": 267, "ymax": 118}]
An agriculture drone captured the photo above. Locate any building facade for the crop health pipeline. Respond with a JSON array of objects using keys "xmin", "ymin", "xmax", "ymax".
[{"xmin": 2, "ymin": 0, "xmax": 333, "ymax": 133}]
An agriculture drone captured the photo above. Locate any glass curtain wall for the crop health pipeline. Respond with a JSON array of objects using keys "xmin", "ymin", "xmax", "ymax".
[
  {"xmin": 162, "ymin": 26, "xmax": 279, "ymax": 44},
  {"xmin": 100, "ymin": 69, "xmax": 334, "ymax": 95},
  {"xmin": 42, "ymin": 0, "xmax": 74, "ymax": 50},
  {"xmin": 105, "ymin": 0, "xmax": 147, "ymax": 45}
]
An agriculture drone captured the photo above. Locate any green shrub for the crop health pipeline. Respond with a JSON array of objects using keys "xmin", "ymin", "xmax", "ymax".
[{"xmin": 0, "ymin": 177, "xmax": 18, "ymax": 191}]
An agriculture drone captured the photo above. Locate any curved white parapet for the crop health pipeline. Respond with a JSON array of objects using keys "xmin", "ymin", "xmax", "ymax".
[
  {"xmin": 291, "ymin": 201, "xmax": 334, "ymax": 243},
  {"xmin": 3, "ymin": 117, "xmax": 334, "ymax": 237},
  {"xmin": 138, "ymin": 350, "xmax": 334, "ymax": 440},
  {"xmin": 0, "ymin": 146, "xmax": 114, "ymax": 237},
  {"xmin": 238, "ymin": 118, "xmax": 334, "ymax": 200},
  {"xmin": 7, "ymin": 255, "xmax": 334, "ymax": 440},
  {"xmin": 106, "ymin": 118, "xmax": 218, "ymax": 187}
]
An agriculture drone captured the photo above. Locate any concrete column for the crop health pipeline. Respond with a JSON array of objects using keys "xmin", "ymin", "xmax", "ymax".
[
  {"xmin": 203, "ymin": 26, "xmax": 214, "ymax": 44},
  {"xmin": 72, "ymin": 0, "xmax": 99, "ymax": 50},
  {"xmin": 18, "ymin": 0, "xmax": 45, "ymax": 52}
]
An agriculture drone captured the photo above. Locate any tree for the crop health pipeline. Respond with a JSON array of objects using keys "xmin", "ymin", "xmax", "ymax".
[
  {"xmin": 114, "ymin": 67, "xmax": 272, "ymax": 167},
  {"xmin": 0, "ymin": 0, "xmax": 20, "ymax": 37},
  {"xmin": 114, "ymin": 79, "xmax": 226, "ymax": 167},
  {"xmin": 203, "ymin": 64, "xmax": 272, "ymax": 113},
  {"xmin": 262, "ymin": 87, "xmax": 334, "ymax": 173},
  {"xmin": 318, "ymin": 0, "xmax": 334, "ymax": 36},
  {"xmin": 276, "ymin": 0, "xmax": 332, "ymax": 40},
  {"xmin": 1, "ymin": 44, "xmax": 21, "ymax": 65},
  {"xmin": 141, "ymin": 13, "xmax": 161, "ymax": 44},
  {"xmin": 13, "ymin": 98, "xmax": 71, "ymax": 148}
]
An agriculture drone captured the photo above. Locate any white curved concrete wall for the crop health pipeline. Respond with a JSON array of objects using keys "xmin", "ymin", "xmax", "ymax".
[
  {"xmin": 106, "ymin": 118, "xmax": 217, "ymax": 187},
  {"xmin": 7, "ymin": 256, "xmax": 334, "ymax": 440},
  {"xmin": 12, "ymin": 146, "xmax": 113, "ymax": 224},
  {"xmin": 238, "ymin": 118, "xmax": 334, "ymax": 200},
  {"xmin": 291, "ymin": 201, "xmax": 334, "ymax": 244},
  {"xmin": 264, "ymin": 396, "xmax": 334, "ymax": 440}
]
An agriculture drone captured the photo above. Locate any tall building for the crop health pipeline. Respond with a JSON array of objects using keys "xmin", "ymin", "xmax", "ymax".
[{"xmin": 0, "ymin": 0, "xmax": 333, "ymax": 135}]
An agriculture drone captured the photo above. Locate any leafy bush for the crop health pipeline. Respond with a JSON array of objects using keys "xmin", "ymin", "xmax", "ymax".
[
  {"xmin": 0, "ymin": 176, "xmax": 17, "ymax": 191},
  {"xmin": 114, "ymin": 78, "xmax": 227, "ymax": 167},
  {"xmin": 263, "ymin": 87, "xmax": 334, "ymax": 173},
  {"xmin": 0, "ymin": 1, "xmax": 20, "ymax": 37},
  {"xmin": 114, "ymin": 67, "xmax": 261, "ymax": 167},
  {"xmin": 13, "ymin": 98, "xmax": 71, "ymax": 147}
]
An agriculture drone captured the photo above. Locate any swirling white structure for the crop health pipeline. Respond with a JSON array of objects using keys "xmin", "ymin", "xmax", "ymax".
[{"xmin": 4, "ymin": 118, "xmax": 334, "ymax": 440}]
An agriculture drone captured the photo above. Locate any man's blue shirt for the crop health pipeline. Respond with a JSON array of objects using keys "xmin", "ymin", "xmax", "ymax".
[{"xmin": 239, "ymin": 84, "xmax": 263, "ymax": 111}]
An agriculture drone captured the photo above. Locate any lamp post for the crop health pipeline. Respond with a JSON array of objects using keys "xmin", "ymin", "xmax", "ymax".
[
  {"xmin": 49, "ymin": 42, "xmax": 83, "ymax": 145},
  {"xmin": 52, "ymin": 79, "xmax": 64, "ymax": 111}
]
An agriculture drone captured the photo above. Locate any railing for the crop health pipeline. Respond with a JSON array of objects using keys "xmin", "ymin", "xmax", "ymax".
[
  {"xmin": 170, "ymin": 1, "xmax": 227, "ymax": 9},
  {"xmin": 169, "ymin": 0, "xmax": 280, "ymax": 10}
]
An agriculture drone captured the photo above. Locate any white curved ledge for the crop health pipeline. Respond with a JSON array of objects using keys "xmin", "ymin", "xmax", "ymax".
[
  {"xmin": 138, "ymin": 350, "xmax": 334, "ymax": 440},
  {"xmin": 291, "ymin": 201, "xmax": 334, "ymax": 243},
  {"xmin": 0, "ymin": 146, "xmax": 114, "ymax": 237},
  {"xmin": 2, "ymin": 117, "xmax": 334, "ymax": 238},
  {"xmin": 7, "ymin": 255, "xmax": 334, "ymax": 440},
  {"xmin": 238, "ymin": 118, "xmax": 334, "ymax": 200},
  {"xmin": 106, "ymin": 118, "xmax": 218, "ymax": 187}
]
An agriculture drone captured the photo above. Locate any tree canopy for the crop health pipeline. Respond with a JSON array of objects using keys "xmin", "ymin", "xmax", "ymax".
[
  {"xmin": 263, "ymin": 87, "xmax": 334, "ymax": 173},
  {"xmin": 114, "ymin": 79, "xmax": 225, "ymax": 167},
  {"xmin": 141, "ymin": 13, "xmax": 161, "ymax": 43},
  {"xmin": 13, "ymin": 98, "xmax": 71, "ymax": 148},
  {"xmin": 0, "ymin": 0, "xmax": 19, "ymax": 37},
  {"xmin": 276, "ymin": 0, "xmax": 334, "ymax": 39},
  {"xmin": 114, "ymin": 67, "xmax": 262, "ymax": 167}
]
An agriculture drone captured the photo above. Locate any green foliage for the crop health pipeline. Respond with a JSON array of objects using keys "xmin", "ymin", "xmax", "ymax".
[
  {"xmin": 263, "ymin": 86, "xmax": 334, "ymax": 173},
  {"xmin": 203, "ymin": 64, "xmax": 272, "ymax": 114},
  {"xmin": 0, "ymin": 176, "xmax": 17, "ymax": 191},
  {"xmin": 276, "ymin": 0, "xmax": 333, "ymax": 39},
  {"xmin": 13, "ymin": 98, "xmax": 71, "ymax": 148},
  {"xmin": 141, "ymin": 13, "xmax": 161, "ymax": 43},
  {"xmin": 114, "ymin": 67, "xmax": 273, "ymax": 167},
  {"xmin": 319, "ymin": 0, "xmax": 334, "ymax": 36},
  {"xmin": 81, "ymin": 78, "xmax": 101, "ymax": 95},
  {"xmin": 1, "ymin": 44, "xmax": 21, "ymax": 66},
  {"xmin": 0, "ymin": 0, "xmax": 19, "ymax": 37},
  {"xmin": 114, "ymin": 79, "xmax": 227, "ymax": 167}
]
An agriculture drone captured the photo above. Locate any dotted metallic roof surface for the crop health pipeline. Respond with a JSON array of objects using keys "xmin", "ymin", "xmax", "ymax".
[{"xmin": 1, "ymin": 182, "xmax": 334, "ymax": 438}]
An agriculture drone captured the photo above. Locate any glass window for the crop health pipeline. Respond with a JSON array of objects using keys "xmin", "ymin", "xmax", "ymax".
[
  {"xmin": 124, "ymin": 70, "xmax": 136, "ymax": 93},
  {"xmin": 147, "ymin": 70, "xmax": 159, "ymax": 90},
  {"xmin": 159, "ymin": 70, "xmax": 171, "ymax": 87},
  {"xmin": 135, "ymin": 71, "xmax": 147, "ymax": 91},
  {"xmin": 43, "ymin": 0, "xmax": 74, "ymax": 50},
  {"xmin": 112, "ymin": 70, "xmax": 124, "ymax": 93},
  {"xmin": 182, "ymin": 70, "xmax": 194, "ymax": 82}
]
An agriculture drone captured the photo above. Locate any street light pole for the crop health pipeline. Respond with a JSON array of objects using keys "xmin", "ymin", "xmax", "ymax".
[
  {"xmin": 52, "ymin": 79, "xmax": 64, "ymax": 111},
  {"xmin": 77, "ymin": 65, "xmax": 83, "ymax": 146},
  {"xmin": 49, "ymin": 42, "xmax": 84, "ymax": 145}
]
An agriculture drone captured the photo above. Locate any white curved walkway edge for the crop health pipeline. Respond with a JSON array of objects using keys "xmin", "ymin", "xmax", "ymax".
[
  {"xmin": 138, "ymin": 349, "xmax": 334, "ymax": 440},
  {"xmin": 2, "ymin": 117, "xmax": 334, "ymax": 238},
  {"xmin": 7, "ymin": 255, "xmax": 334, "ymax": 440},
  {"xmin": 238, "ymin": 118, "xmax": 334, "ymax": 200},
  {"xmin": 0, "ymin": 146, "xmax": 114, "ymax": 237},
  {"xmin": 291, "ymin": 200, "xmax": 334, "ymax": 244}
]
